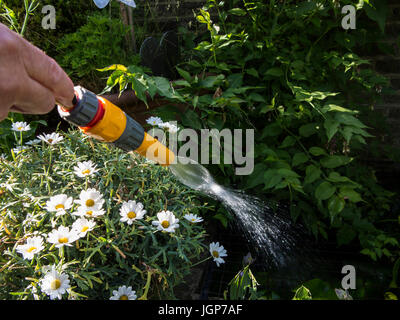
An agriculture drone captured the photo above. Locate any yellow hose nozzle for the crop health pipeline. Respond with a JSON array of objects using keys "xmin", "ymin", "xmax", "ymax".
[
  {"xmin": 58, "ymin": 86, "xmax": 175, "ymax": 166},
  {"xmin": 135, "ymin": 132, "xmax": 175, "ymax": 166}
]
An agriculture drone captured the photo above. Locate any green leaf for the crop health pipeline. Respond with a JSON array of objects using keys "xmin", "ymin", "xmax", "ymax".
[
  {"xmin": 309, "ymin": 147, "xmax": 327, "ymax": 156},
  {"xmin": 292, "ymin": 152, "xmax": 308, "ymax": 167},
  {"xmin": 227, "ymin": 73, "xmax": 243, "ymax": 88},
  {"xmin": 264, "ymin": 169, "xmax": 283, "ymax": 189},
  {"xmin": 327, "ymin": 172, "xmax": 353, "ymax": 183},
  {"xmin": 266, "ymin": 67, "xmax": 284, "ymax": 77},
  {"xmin": 199, "ymin": 75, "xmax": 225, "ymax": 88},
  {"xmin": 261, "ymin": 123, "xmax": 282, "ymax": 138},
  {"xmin": 131, "ymin": 77, "xmax": 147, "ymax": 104},
  {"xmin": 339, "ymin": 187, "xmax": 363, "ymax": 203},
  {"xmin": 315, "ymin": 181, "xmax": 336, "ymax": 201},
  {"xmin": 334, "ymin": 113, "xmax": 368, "ymax": 128},
  {"xmin": 293, "ymin": 285, "xmax": 312, "ymax": 300},
  {"xmin": 305, "ymin": 165, "xmax": 321, "ymax": 184},
  {"xmin": 324, "ymin": 118, "xmax": 340, "ymax": 141},
  {"xmin": 246, "ymin": 68, "xmax": 259, "ymax": 78},
  {"xmin": 176, "ymin": 67, "xmax": 191, "ymax": 82},
  {"xmin": 229, "ymin": 8, "xmax": 247, "ymax": 16},
  {"xmin": 97, "ymin": 64, "xmax": 127, "ymax": 72},
  {"xmin": 213, "ymin": 213, "xmax": 228, "ymax": 228},
  {"xmin": 321, "ymin": 104, "xmax": 357, "ymax": 114},
  {"xmin": 342, "ymin": 126, "xmax": 353, "ymax": 143},
  {"xmin": 328, "ymin": 195, "xmax": 345, "ymax": 217},
  {"xmin": 364, "ymin": 0, "xmax": 388, "ymax": 33},
  {"xmin": 181, "ymin": 109, "xmax": 202, "ymax": 129},
  {"xmin": 248, "ymin": 92, "xmax": 266, "ymax": 103},
  {"xmin": 193, "ymin": 95, "xmax": 199, "ymax": 108},
  {"xmin": 173, "ymin": 80, "xmax": 191, "ymax": 87},
  {"xmin": 277, "ymin": 168, "xmax": 300, "ymax": 178},
  {"xmin": 320, "ymin": 155, "xmax": 351, "ymax": 168},
  {"xmin": 279, "ymin": 136, "xmax": 296, "ymax": 148},
  {"xmin": 299, "ymin": 123, "xmax": 318, "ymax": 137},
  {"xmin": 244, "ymin": 163, "xmax": 267, "ymax": 189}
]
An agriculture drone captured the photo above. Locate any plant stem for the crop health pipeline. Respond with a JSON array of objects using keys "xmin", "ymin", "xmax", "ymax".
[
  {"xmin": 138, "ymin": 271, "xmax": 153, "ymax": 300},
  {"xmin": 20, "ymin": 0, "xmax": 31, "ymax": 37},
  {"xmin": 190, "ymin": 255, "xmax": 212, "ymax": 268}
]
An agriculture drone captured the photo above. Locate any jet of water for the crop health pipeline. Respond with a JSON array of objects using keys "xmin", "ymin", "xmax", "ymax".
[{"xmin": 169, "ymin": 157, "xmax": 310, "ymax": 269}]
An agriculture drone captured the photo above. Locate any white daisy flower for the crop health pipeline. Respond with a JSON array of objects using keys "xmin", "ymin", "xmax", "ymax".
[
  {"xmin": 47, "ymin": 226, "xmax": 80, "ymax": 247},
  {"xmin": 73, "ymin": 160, "xmax": 99, "ymax": 178},
  {"xmin": 12, "ymin": 146, "xmax": 29, "ymax": 154},
  {"xmin": 45, "ymin": 194, "xmax": 73, "ymax": 216},
  {"xmin": 16, "ymin": 236, "xmax": 44, "ymax": 260},
  {"xmin": 119, "ymin": 200, "xmax": 146, "ymax": 225},
  {"xmin": 72, "ymin": 218, "xmax": 96, "ymax": 237},
  {"xmin": 109, "ymin": 285, "xmax": 137, "ymax": 300},
  {"xmin": 183, "ymin": 213, "xmax": 203, "ymax": 224},
  {"xmin": 158, "ymin": 122, "xmax": 178, "ymax": 133},
  {"xmin": 74, "ymin": 188, "xmax": 105, "ymax": 211},
  {"xmin": 25, "ymin": 139, "xmax": 41, "ymax": 146},
  {"xmin": 209, "ymin": 242, "xmax": 227, "ymax": 267},
  {"xmin": 152, "ymin": 210, "xmax": 179, "ymax": 233},
  {"xmin": 11, "ymin": 121, "xmax": 30, "ymax": 132},
  {"xmin": 146, "ymin": 116, "xmax": 163, "ymax": 126},
  {"xmin": 40, "ymin": 265, "xmax": 70, "ymax": 300},
  {"xmin": 37, "ymin": 132, "xmax": 64, "ymax": 145},
  {"xmin": 72, "ymin": 207, "xmax": 106, "ymax": 219}
]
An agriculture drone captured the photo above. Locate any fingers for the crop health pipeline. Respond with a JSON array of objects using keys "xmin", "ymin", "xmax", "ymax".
[
  {"xmin": 20, "ymin": 36, "xmax": 74, "ymax": 108},
  {"xmin": 12, "ymin": 77, "xmax": 56, "ymax": 115}
]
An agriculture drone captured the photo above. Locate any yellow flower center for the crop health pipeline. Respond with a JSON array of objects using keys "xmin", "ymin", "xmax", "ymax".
[
  {"xmin": 212, "ymin": 250, "xmax": 219, "ymax": 258},
  {"xmin": 127, "ymin": 211, "xmax": 136, "ymax": 219},
  {"xmin": 85, "ymin": 199, "xmax": 95, "ymax": 207},
  {"xmin": 86, "ymin": 210, "xmax": 93, "ymax": 216},
  {"xmin": 191, "ymin": 218, "xmax": 196, "ymax": 222},
  {"xmin": 81, "ymin": 226, "xmax": 89, "ymax": 233},
  {"xmin": 55, "ymin": 204, "xmax": 65, "ymax": 210},
  {"xmin": 161, "ymin": 220, "xmax": 170, "ymax": 229},
  {"xmin": 50, "ymin": 279, "xmax": 61, "ymax": 290},
  {"xmin": 81, "ymin": 169, "xmax": 91, "ymax": 175},
  {"xmin": 47, "ymin": 139, "xmax": 53, "ymax": 144},
  {"xmin": 18, "ymin": 126, "xmax": 23, "ymax": 131},
  {"xmin": 58, "ymin": 237, "xmax": 68, "ymax": 244},
  {"xmin": 27, "ymin": 246, "xmax": 37, "ymax": 253},
  {"xmin": 119, "ymin": 295, "xmax": 128, "ymax": 300}
]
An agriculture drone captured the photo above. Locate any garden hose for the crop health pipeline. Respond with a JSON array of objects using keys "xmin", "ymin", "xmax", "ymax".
[{"xmin": 57, "ymin": 86, "xmax": 175, "ymax": 166}]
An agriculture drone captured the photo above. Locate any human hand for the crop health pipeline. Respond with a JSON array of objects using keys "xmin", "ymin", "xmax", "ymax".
[{"xmin": 0, "ymin": 23, "xmax": 74, "ymax": 121}]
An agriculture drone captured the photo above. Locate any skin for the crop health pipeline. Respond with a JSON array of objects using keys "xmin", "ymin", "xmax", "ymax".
[{"xmin": 0, "ymin": 23, "xmax": 74, "ymax": 121}]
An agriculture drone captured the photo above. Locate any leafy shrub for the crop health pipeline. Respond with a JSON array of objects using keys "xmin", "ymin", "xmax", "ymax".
[
  {"xmin": 99, "ymin": 0, "xmax": 400, "ymax": 263},
  {"xmin": 0, "ymin": 129, "xmax": 211, "ymax": 300},
  {"xmin": 57, "ymin": 13, "xmax": 135, "ymax": 88}
]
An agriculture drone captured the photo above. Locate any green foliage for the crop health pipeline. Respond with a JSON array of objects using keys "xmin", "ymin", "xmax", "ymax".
[
  {"xmin": 0, "ymin": 0, "xmax": 39, "ymax": 36},
  {"xmin": 224, "ymin": 264, "xmax": 262, "ymax": 300},
  {"xmin": 100, "ymin": 0, "xmax": 399, "ymax": 263},
  {"xmin": 57, "ymin": 14, "xmax": 135, "ymax": 87},
  {"xmin": 0, "ymin": 129, "xmax": 210, "ymax": 299},
  {"xmin": 0, "ymin": 114, "xmax": 46, "ymax": 156},
  {"xmin": 292, "ymin": 285, "xmax": 312, "ymax": 300}
]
